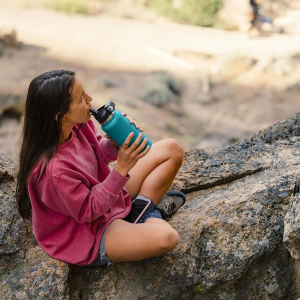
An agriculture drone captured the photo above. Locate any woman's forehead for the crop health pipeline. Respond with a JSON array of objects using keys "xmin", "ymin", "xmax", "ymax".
[{"xmin": 71, "ymin": 76, "xmax": 83, "ymax": 98}]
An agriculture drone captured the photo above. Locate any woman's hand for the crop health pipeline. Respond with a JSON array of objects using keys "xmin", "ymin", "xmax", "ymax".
[
  {"xmin": 104, "ymin": 112, "xmax": 143, "ymax": 149},
  {"xmin": 115, "ymin": 132, "xmax": 150, "ymax": 176}
]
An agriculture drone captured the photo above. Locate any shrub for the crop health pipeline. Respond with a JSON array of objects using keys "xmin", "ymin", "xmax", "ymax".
[
  {"xmin": 45, "ymin": 0, "xmax": 89, "ymax": 14},
  {"xmin": 148, "ymin": 0, "xmax": 222, "ymax": 27},
  {"xmin": 141, "ymin": 71, "xmax": 182, "ymax": 107},
  {"xmin": 142, "ymin": 82, "xmax": 175, "ymax": 107}
]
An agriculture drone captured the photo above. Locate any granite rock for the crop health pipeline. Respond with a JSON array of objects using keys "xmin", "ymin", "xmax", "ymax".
[
  {"xmin": 2, "ymin": 113, "xmax": 300, "ymax": 299},
  {"xmin": 0, "ymin": 154, "xmax": 69, "ymax": 299},
  {"xmin": 69, "ymin": 136, "xmax": 300, "ymax": 300},
  {"xmin": 284, "ymin": 175, "xmax": 300, "ymax": 261}
]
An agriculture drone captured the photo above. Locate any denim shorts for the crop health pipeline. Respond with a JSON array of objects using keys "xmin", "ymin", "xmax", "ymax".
[
  {"xmin": 89, "ymin": 200, "xmax": 162, "ymax": 267},
  {"xmin": 88, "ymin": 226, "xmax": 114, "ymax": 267}
]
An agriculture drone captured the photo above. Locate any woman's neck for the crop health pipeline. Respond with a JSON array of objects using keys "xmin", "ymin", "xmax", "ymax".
[{"xmin": 59, "ymin": 124, "xmax": 73, "ymax": 144}]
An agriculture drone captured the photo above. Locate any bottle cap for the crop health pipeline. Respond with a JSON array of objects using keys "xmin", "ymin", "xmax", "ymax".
[{"xmin": 90, "ymin": 102, "xmax": 115, "ymax": 123}]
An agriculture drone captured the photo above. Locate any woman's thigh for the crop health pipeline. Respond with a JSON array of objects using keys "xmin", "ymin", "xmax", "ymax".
[
  {"xmin": 124, "ymin": 138, "xmax": 177, "ymax": 200},
  {"xmin": 105, "ymin": 218, "xmax": 179, "ymax": 263}
]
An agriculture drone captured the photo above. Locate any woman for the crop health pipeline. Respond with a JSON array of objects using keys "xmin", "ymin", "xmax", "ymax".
[{"xmin": 16, "ymin": 70, "xmax": 185, "ymax": 267}]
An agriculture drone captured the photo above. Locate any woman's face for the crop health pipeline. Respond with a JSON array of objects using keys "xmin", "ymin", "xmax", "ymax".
[{"xmin": 62, "ymin": 76, "xmax": 92, "ymax": 125}]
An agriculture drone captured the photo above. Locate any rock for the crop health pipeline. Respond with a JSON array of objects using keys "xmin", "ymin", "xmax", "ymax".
[
  {"xmin": 0, "ymin": 247, "xmax": 70, "ymax": 300},
  {"xmin": 284, "ymin": 175, "xmax": 300, "ymax": 260},
  {"xmin": 250, "ymin": 112, "xmax": 300, "ymax": 144},
  {"xmin": 0, "ymin": 154, "xmax": 69, "ymax": 299},
  {"xmin": 0, "ymin": 153, "xmax": 16, "ymax": 182},
  {"xmin": 69, "ymin": 133, "xmax": 300, "ymax": 299},
  {"xmin": 0, "ymin": 28, "xmax": 18, "ymax": 47},
  {"xmin": 2, "ymin": 112, "xmax": 300, "ymax": 299},
  {"xmin": 0, "ymin": 91, "xmax": 26, "ymax": 119}
]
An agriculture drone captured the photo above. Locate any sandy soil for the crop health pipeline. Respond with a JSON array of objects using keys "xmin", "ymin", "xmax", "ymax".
[{"xmin": 0, "ymin": 3, "xmax": 300, "ymax": 161}]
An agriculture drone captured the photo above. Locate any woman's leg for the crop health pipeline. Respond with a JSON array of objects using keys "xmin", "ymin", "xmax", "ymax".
[
  {"xmin": 105, "ymin": 218, "xmax": 179, "ymax": 262},
  {"xmin": 124, "ymin": 138, "xmax": 184, "ymax": 204},
  {"xmin": 104, "ymin": 138, "xmax": 184, "ymax": 263}
]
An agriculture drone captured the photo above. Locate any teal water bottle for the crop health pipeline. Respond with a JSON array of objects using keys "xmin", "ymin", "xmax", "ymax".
[{"xmin": 90, "ymin": 102, "xmax": 152, "ymax": 153}]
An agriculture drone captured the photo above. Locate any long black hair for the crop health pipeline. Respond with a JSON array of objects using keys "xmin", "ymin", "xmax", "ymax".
[{"xmin": 16, "ymin": 70, "xmax": 76, "ymax": 220}]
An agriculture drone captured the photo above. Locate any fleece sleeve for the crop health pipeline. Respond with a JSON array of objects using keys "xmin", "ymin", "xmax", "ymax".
[
  {"xmin": 38, "ymin": 168, "xmax": 130, "ymax": 223},
  {"xmin": 87, "ymin": 119, "xmax": 119, "ymax": 164}
]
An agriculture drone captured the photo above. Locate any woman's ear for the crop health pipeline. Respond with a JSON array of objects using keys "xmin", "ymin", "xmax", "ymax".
[
  {"xmin": 55, "ymin": 113, "xmax": 60, "ymax": 122},
  {"xmin": 56, "ymin": 112, "xmax": 67, "ymax": 122}
]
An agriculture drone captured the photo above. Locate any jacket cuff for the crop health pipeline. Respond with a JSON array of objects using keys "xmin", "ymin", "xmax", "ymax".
[{"xmin": 102, "ymin": 168, "xmax": 130, "ymax": 196}]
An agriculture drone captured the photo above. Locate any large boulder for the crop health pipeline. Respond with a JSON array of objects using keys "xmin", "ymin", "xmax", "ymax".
[
  {"xmin": 0, "ymin": 154, "xmax": 69, "ymax": 300},
  {"xmin": 1, "ymin": 112, "xmax": 300, "ymax": 299}
]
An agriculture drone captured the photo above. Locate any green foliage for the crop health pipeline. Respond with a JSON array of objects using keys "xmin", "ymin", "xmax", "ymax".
[
  {"xmin": 45, "ymin": 0, "xmax": 89, "ymax": 14},
  {"xmin": 148, "ymin": 0, "xmax": 222, "ymax": 27},
  {"xmin": 193, "ymin": 284, "xmax": 204, "ymax": 293}
]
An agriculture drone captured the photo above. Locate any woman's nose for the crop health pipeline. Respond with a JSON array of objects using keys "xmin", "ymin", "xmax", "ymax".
[{"xmin": 86, "ymin": 94, "xmax": 92, "ymax": 103}]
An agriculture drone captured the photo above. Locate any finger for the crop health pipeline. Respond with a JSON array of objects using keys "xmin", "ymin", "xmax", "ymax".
[
  {"xmin": 122, "ymin": 132, "xmax": 135, "ymax": 148},
  {"xmin": 129, "ymin": 132, "xmax": 143, "ymax": 150},
  {"xmin": 125, "ymin": 115, "xmax": 134, "ymax": 124},
  {"xmin": 104, "ymin": 134, "xmax": 110, "ymax": 139},
  {"xmin": 134, "ymin": 136, "xmax": 148, "ymax": 154},
  {"xmin": 137, "ymin": 145, "xmax": 151, "ymax": 158},
  {"xmin": 121, "ymin": 112, "xmax": 127, "ymax": 116}
]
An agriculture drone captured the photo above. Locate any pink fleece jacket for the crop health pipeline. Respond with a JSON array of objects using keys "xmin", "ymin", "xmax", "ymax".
[{"xmin": 28, "ymin": 120, "xmax": 132, "ymax": 266}]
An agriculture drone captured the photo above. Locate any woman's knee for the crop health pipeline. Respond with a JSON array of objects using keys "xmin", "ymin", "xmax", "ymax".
[
  {"xmin": 159, "ymin": 228, "xmax": 180, "ymax": 251},
  {"xmin": 165, "ymin": 138, "xmax": 184, "ymax": 163}
]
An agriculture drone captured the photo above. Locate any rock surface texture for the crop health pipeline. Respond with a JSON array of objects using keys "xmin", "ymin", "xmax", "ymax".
[
  {"xmin": 1, "ymin": 113, "xmax": 300, "ymax": 299},
  {"xmin": 0, "ymin": 155, "xmax": 69, "ymax": 299}
]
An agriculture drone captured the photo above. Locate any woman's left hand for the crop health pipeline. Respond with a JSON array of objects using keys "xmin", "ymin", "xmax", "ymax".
[{"xmin": 104, "ymin": 112, "xmax": 143, "ymax": 149}]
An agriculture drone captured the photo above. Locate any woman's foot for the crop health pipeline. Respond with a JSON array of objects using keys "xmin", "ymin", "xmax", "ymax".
[{"xmin": 156, "ymin": 191, "xmax": 186, "ymax": 220}]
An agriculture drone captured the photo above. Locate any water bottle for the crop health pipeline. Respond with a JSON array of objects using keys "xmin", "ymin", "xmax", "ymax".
[{"xmin": 90, "ymin": 101, "xmax": 152, "ymax": 153}]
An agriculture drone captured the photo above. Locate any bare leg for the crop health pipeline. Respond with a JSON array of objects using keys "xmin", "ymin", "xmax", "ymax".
[
  {"xmin": 124, "ymin": 138, "xmax": 184, "ymax": 204},
  {"xmin": 105, "ymin": 219, "xmax": 179, "ymax": 262},
  {"xmin": 104, "ymin": 138, "xmax": 184, "ymax": 262}
]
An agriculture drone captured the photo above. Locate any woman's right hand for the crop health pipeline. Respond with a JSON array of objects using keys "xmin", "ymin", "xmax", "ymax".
[{"xmin": 114, "ymin": 132, "xmax": 150, "ymax": 176}]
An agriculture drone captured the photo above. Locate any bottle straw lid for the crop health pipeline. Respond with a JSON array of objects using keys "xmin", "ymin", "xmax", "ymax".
[{"xmin": 90, "ymin": 102, "xmax": 115, "ymax": 123}]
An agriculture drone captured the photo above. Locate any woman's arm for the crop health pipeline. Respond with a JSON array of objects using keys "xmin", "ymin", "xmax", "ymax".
[
  {"xmin": 86, "ymin": 119, "xmax": 119, "ymax": 164},
  {"xmin": 38, "ymin": 168, "xmax": 130, "ymax": 223}
]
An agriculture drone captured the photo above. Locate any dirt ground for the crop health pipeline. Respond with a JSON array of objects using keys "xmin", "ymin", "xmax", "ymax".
[{"xmin": 0, "ymin": 2, "xmax": 300, "ymax": 161}]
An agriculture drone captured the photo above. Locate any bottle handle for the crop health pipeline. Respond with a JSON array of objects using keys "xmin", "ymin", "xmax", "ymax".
[{"xmin": 104, "ymin": 101, "xmax": 115, "ymax": 112}]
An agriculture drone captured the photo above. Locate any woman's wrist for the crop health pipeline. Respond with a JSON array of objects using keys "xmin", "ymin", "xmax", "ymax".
[{"xmin": 114, "ymin": 165, "xmax": 128, "ymax": 177}]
